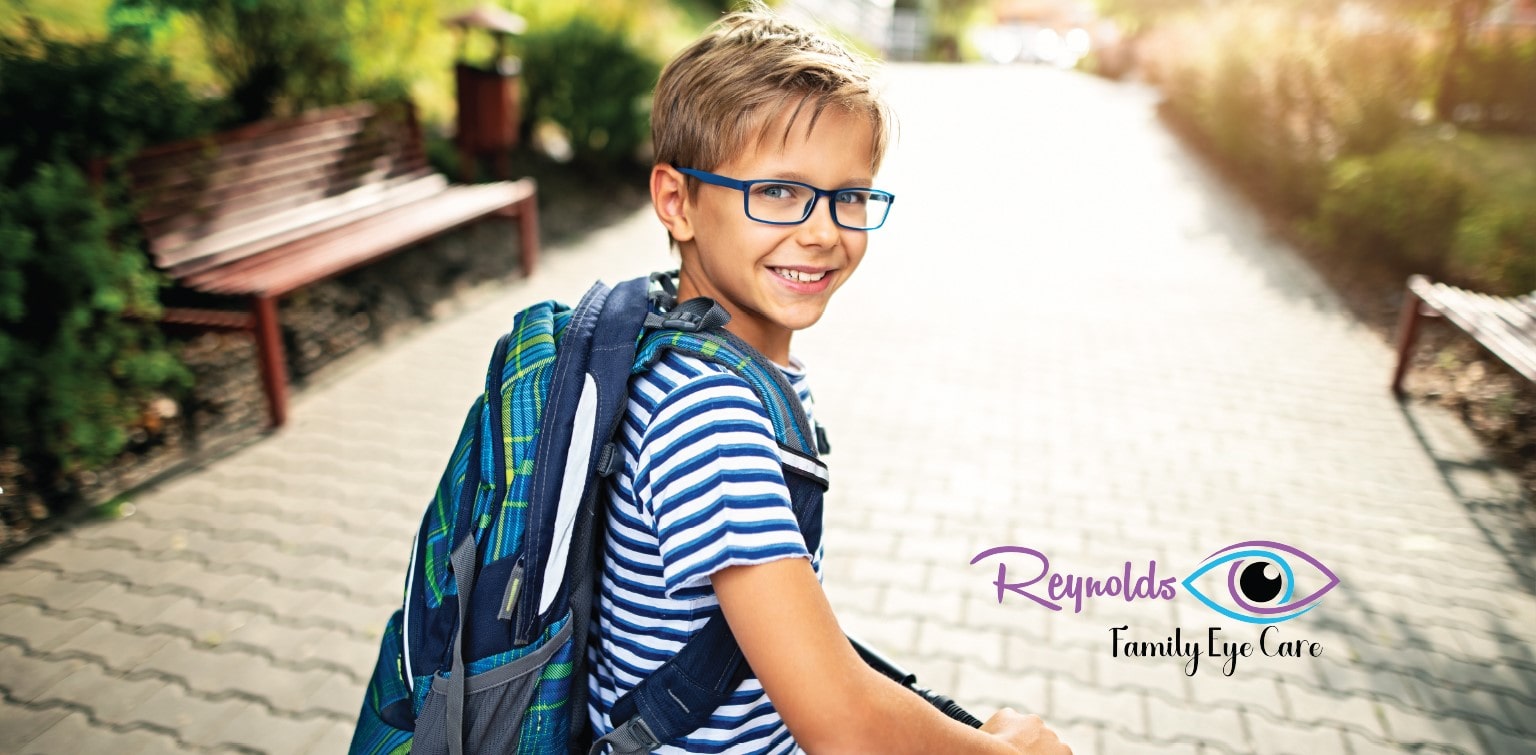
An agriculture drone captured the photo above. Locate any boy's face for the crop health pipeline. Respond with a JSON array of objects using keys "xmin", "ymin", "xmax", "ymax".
[{"xmin": 663, "ymin": 106, "xmax": 877, "ymax": 364}]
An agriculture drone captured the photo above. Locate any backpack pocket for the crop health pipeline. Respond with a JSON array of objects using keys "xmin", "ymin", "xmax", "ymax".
[
  {"xmin": 349, "ymin": 609, "xmax": 415, "ymax": 755},
  {"xmin": 410, "ymin": 610, "xmax": 577, "ymax": 754}
]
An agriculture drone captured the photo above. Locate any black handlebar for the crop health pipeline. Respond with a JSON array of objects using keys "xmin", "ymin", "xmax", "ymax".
[{"xmin": 848, "ymin": 635, "xmax": 984, "ymax": 729}]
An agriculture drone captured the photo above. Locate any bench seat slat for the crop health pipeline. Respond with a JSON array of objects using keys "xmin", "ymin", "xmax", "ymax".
[
  {"xmin": 136, "ymin": 133, "xmax": 410, "ymax": 228},
  {"xmin": 160, "ymin": 172, "xmax": 444, "ymax": 276},
  {"xmin": 182, "ymin": 179, "xmax": 535, "ymax": 297},
  {"xmin": 1414, "ymin": 280, "xmax": 1536, "ymax": 382}
]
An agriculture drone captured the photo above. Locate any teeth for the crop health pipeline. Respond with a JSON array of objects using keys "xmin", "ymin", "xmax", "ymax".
[{"xmin": 773, "ymin": 268, "xmax": 826, "ymax": 283}]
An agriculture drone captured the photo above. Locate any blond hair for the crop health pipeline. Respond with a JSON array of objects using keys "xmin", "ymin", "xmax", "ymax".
[{"xmin": 652, "ymin": 4, "xmax": 894, "ymax": 180}]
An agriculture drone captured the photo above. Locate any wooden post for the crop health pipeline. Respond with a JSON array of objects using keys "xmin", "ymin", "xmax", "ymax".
[
  {"xmin": 251, "ymin": 295, "xmax": 289, "ymax": 428},
  {"xmin": 518, "ymin": 194, "xmax": 540, "ymax": 277},
  {"xmin": 1391, "ymin": 284, "xmax": 1427, "ymax": 397}
]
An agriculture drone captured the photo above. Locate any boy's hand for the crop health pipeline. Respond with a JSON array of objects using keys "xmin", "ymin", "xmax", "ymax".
[{"xmin": 980, "ymin": 708, "xmax": 1072, "ymax": 755}]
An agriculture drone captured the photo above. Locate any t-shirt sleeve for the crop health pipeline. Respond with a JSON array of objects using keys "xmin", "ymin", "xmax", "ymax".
[{"xmin": 632, "ymin": 368, "xmax": 811, "ymax": 599}]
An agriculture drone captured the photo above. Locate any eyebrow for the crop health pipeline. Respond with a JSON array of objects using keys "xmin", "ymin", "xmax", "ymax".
[{"xmin": 762, "ymin": 170, "xmax": 874, "ymax": 187}]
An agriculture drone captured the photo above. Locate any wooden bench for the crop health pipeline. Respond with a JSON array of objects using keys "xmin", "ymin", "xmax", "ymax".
[
  {"xmin": 1391, "ymin": 274, "xmax": 1536, "ymax": 395},
  {"xmin": 123, "ymin": 101, "xmax": 539, "ymax": 428}
]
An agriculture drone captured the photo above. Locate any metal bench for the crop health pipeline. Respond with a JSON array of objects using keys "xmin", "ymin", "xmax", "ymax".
[
  {"xmin": 124, "ymin": 101, "xmax": 539, "ymax": 427},
  {"xmin": 1391, "ymin": 274, "xmax": 1536, "ymax": 395}
]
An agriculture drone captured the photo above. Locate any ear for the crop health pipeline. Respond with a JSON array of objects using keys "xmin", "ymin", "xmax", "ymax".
[{"xmin": 651, "ymin": 164, "xmax": 695, "ymax": 244}]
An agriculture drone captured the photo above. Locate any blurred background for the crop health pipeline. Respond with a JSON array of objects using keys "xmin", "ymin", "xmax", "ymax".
[{"xmin": 1, "ymin": 1, "xmax": 1534, "ymax": 753}]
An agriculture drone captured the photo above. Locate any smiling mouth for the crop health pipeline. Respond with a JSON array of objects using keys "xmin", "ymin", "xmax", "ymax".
[{"xmin": 770, "ymin": 267, "xmax": 828, "ymax": 283}]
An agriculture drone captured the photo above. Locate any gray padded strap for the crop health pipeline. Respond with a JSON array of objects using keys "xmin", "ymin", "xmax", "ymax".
[
  {"xmin": 588, "ymin": 717, "xmax": 661, "ymax": 755},
  {"xmin": 447, "ymin": 535, "xmax": 479, "ymax": 755}
]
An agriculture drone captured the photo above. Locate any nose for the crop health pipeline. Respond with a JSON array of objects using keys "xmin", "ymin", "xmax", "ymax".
[{"xmin": 795, "ymin": 194, "xmax": 840, "ymax": 248}]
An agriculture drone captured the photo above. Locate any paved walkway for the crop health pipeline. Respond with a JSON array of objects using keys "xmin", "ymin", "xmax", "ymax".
[{"xmin": 3, "ymin": 65, "xmax": 1534, "ymax": 755}]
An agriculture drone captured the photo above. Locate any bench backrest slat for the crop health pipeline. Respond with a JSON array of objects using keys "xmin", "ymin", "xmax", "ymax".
[{"xmin": 127, "ymin": 102, "xmax": 430, "ymax": 274}]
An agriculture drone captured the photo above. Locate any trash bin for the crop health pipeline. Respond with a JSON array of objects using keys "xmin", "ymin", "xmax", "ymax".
[{"xmin": 445, "ymin": 5, "xmax": 528, "ymax": 182}]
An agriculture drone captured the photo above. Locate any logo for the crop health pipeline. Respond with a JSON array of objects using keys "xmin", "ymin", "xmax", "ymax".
[
  {"xmin": 970, "ymin": 540, "xmax": 1342, "ymax": 676},
  {"xmin": 1179, "ymin": 540, "xmax": 1339, "ymax": 624},
  {"xmin": 968, "ymin": 539, "xmax": 1339, "ymax": 624}
]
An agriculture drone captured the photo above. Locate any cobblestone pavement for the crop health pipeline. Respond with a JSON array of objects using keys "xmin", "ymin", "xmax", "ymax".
[{"xmin": 3, "ymin": 65, "xmax": 1534, "ymax": 755}]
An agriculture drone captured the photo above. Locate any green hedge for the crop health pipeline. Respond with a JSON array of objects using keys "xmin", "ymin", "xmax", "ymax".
[
  {"xmin": 519, "ymin": 16, "xmax": 660, "ymax": 168},
  {"xmin": 1315, "ymin": 147, "xmax": 1469, "ymax": 274},
  {"xmin": 0, "ymin": 27, "xmax": 210, "ymax": 497}
]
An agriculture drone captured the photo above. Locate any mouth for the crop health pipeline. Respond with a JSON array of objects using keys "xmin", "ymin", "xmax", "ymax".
[{"xmin": 769, "ymin": 266, "xmax": 831, "ymax": 284}]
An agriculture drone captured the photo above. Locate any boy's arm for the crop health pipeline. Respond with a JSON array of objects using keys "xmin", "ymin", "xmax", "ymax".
[{"xmin": 712, "ymin": 558, "xmax": 1068, "ymax": 754}]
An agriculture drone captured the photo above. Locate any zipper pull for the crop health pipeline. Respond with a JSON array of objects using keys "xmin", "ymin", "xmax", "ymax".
[{"xmin": 498, "ymin": 558, "xmax": 524, "ymax": 621}]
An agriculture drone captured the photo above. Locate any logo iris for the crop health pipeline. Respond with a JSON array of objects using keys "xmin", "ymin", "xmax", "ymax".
[{"xmin": 1180, "ymin": 541, "xmax": 1339, "ymax": 624}]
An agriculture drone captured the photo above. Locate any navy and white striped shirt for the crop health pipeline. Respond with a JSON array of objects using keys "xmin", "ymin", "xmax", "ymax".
[{"xmin": 587, "ymin": 349, "xmax": 822, "ymax": 754}]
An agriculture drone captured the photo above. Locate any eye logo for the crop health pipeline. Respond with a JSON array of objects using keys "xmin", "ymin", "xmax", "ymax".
[{"xmin": 1180, "ymin": 541, "xmax": 1339, "ymax": 624}]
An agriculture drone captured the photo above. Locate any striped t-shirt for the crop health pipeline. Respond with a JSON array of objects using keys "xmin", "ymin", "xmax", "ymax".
[{"xmin": 586, "ymin": 348, "xmax": 823, "ymax": 754}]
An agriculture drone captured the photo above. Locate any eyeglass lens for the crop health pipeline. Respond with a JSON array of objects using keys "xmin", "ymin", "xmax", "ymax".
[{"xmin": 745, "ymin": 182, "xmax": 892, "ymax": 229}]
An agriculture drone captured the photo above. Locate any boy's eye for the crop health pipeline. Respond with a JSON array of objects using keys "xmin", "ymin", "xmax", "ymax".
[
  {"xmin": 752, "ymin": 183, "xmax": 805, "ymax": 202},
  {"xmin": 835, "ymin": 190, "xmax": 870, "ymax": 205}
]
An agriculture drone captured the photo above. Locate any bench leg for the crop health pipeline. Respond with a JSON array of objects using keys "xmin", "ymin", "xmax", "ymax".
[
  {"xmin": 251, "ymin": 295, "xmax": 289, "ymax": 428},
  {"xmin": 1391, "ymin": 286, "xmax": 1427, "ymax": 397},
  {"xmin": 517, "ymin": 194, "xmax": 540, "ymax": 278}
]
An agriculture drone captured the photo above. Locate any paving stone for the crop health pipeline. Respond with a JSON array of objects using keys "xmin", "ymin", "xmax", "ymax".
[
  {"xmin": 1283, "ymin": 677, "xmax": 1389, "ymax": 738},
  {"xmin": 1099, "ymin": 726, "xmax": 1204, "ymax": 755},
  {"xmin": 0, "ymin": 645, "xmax": 86, "ymax": 704},
  {"xmin": 1051, "ymin": 676, "xmax": 1147, "ymax": 738},
  {"xmin": 0, "ymin": 601, "xmax": 99, "ymax": 653},
  {"xmin": 837, "ymin": 609, "xmax": 917, "ymax": 655},
  {"xmin": 51, "ymin": 617, "xmax": 175, "ymax": 670},
  {"xmin": 953, "ymin": 660, "xmax": 1047, "ymax": 713},
  {"xmin": 1244, "ymin": 711, "xmax": 1351, "ymax": 755},
  {"xmin": 125, "ymin": 685, "xmax": 255, "ymax": 750},
  {"xmin": 0, "ymin": 702, "xmax": 71, "ymax": 752},
  {"xmin": 1378, "ymin": 699, "xmax": 1488, "ymax": 753},
  {"xmin": 211, "ymin": 703, "xmax": 336, "ymax": 754},
  {"xmin": 1342, "ymin": 730, "xmax": 1414, "ymax": 755},
  {"xmin": 0, "ymin": 568, "xmax": 112, "ymax": 611},
  {"xmin": 1143, "ymin": 693, "xmax": 1248, "ymax": 751},
  {"xmin": 300, "ymin": 720, "xmax": 360, "ymax": 755},
  {"xmin": 36, "ymin": 662, "xmax": 170, "ymax": 724},
  {"xmin": 17, "ymin": 711, "xmax": 181, "ymax": 755},
  {"xmin": 916, "ymin": 619, "xmax": 1003, "ymax": 667}
]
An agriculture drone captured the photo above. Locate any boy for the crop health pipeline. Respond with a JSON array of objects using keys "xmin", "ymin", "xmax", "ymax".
[{"xmin": 586, "ymin": 7, "xmax": 1071, "ymax": 754}]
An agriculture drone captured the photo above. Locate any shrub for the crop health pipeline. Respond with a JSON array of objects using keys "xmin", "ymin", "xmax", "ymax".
[
  {"xmin": 1316, "ymin": 146, "xmax": 1470, "ymax": 274},
  {"xmin": 0, "ymin": 28, "xmax": 206, "ymax": 499},
  {"xmin": 112, "ymin": 0, "xmax": 356, "ymax": 124},
  {"xmin": 1441, "ymin": 32, "xmax": 1536, "ymax": 134},
  {"xmin": 519, "ymin": 16, "xmax": 660, "ymax": 168},
  {"xmin": 1150, "ymin": 7, "xmax": 1424, "ymax": 216},
  {"xmin": 1453, "ymin": 201, "xmax": 1536, "ymax": 295}
]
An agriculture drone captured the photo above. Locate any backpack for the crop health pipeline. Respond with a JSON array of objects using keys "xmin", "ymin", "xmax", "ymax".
[{"xmin": 349, "ymin": 271, "xmax": 832, "ymax": 755}]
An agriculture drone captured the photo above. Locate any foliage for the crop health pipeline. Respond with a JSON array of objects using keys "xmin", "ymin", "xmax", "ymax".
[
  {"xmin": 1440, "ymin": 32, "xmax": 1536, "ymax": 134},
  {"xmin": 518, "ymin": 16, "xmax": 660, "ymax": 168},
  {"xmin": 1455, "ymin": 200, "xmax": 1536, "ymax": 294},
  {"xmin": 1315, "ymin": 145, "xmax": 1470, "ymax": 274},
  {"xmin": 0, "ymin": 23, "xmax": 216, "ymax": 176},
  {"xmin": 111, "ymin": 0, "xmax": 356, "ymax": 124},
  {"xmin": 0, "ymin": 27, "xmax": 201, "ymax": 490},
  {"xmin": 1149, "ymin": 6, "xmax": 1424, "ymax": 215}
]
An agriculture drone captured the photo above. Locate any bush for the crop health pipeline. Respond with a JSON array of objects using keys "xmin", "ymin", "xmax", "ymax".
[
  {"xmin": 519, "ymin": 16, "xmax": 660, "ymax": 168},
  {"xmin": 1149, "ymin": 7, "xmax": 1424, "ymax": 216},
  {"xmin": 1316, "ymin": 146, "xmax": 1470, "ymax": 274},
  {"xmin": 0, "ymin": 27, "xmax": 206, "ymax": 500},
  {"xmin": 112, "ymin": 0, "xmax": 357, "ymax": 124},
  {"xmin": 1441, "ymin": 32, "xmax": 1536, "ymax": 134},
  {"xmin": 1454, "ymin": 201, "xmax": 1536, "ymax": 295}
]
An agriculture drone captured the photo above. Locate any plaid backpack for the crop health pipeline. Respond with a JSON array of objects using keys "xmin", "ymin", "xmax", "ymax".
[{"xmin": 349, "ymin": 271, "xmax": 832, "ymax": 755}]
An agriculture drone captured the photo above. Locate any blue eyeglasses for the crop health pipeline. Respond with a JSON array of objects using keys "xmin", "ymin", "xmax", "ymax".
[{"xmin": 676, "ymin": 167, "xmax": 895, "ymax": 231}]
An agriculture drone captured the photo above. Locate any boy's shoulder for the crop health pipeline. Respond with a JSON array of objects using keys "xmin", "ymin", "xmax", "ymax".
[{"xmin": 631, "ymin": 348, "xmax": 764, "ymax": 419}]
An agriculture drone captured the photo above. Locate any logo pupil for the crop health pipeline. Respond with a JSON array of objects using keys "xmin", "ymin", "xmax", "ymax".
[{"xmin": 1239, "ymin": 561, "xmax": 1284, "ymax": 603}]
